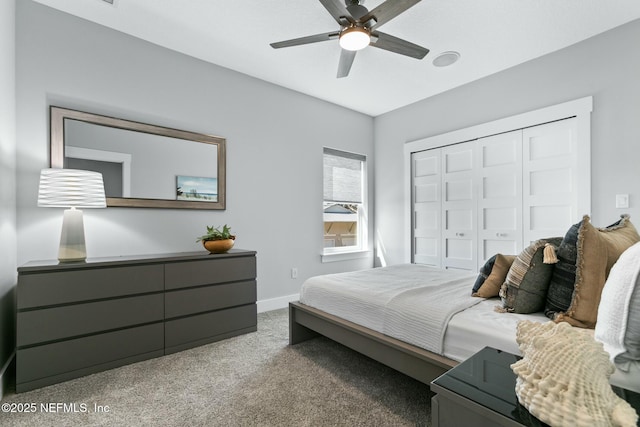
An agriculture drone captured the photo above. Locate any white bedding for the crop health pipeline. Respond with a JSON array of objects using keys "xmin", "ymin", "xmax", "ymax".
[
  {"xmin": 610, "ymin": 360, "xmax": 640, "ymax": 393},
  {"xmin": 443, "ymin": 298, "xmax": 548, "ymax": 361},
  {"xmin": 300, "ymin": 264, "xmax": 480, "ymax": 354}
]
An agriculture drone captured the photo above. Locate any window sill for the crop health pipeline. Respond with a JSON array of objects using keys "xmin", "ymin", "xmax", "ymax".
[{"xmin": 321, "ymin": 250, "xmax": 371, "ymax": 263}]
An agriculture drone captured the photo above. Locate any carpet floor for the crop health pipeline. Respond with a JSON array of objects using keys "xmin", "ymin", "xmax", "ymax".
[{"xmin": 0, "ymin": 308, "xmax": 433, "ymax": 426}]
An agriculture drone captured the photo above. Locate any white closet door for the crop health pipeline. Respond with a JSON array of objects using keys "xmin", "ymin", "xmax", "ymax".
[
  {"xmin": 477, "ymin": 130, "xmax": 523, "ymax": 268},
  {"xmin": 523, "ymin": 118, "xmax": 579, "ymax": 244},
  {"xmin": 441, "ymin": 142, "xmax": 477, "ymax": 271},
  {"xmin": 411, "ymin": 149, "xmax": 441, "ymax": 266}
]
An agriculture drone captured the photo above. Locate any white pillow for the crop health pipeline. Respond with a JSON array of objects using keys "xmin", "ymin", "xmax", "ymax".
[{"xmin": 594, "ymin": 242, "xmax": 640, "ymax": 370}]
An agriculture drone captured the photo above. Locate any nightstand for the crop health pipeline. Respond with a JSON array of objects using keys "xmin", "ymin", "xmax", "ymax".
[
  {"xmin": 431, "ymin": 347, "xmax": 542, "ymax": 426},
  {"xmin": 430, "ymin": 346, "xmax": 640, "ymax": 427}
]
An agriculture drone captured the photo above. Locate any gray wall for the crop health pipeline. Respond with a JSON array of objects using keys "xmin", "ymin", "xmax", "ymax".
[
  {"xmin": 0, "ymin": 0, "xmax": 17, "ymax": 398},
  {"xmin": 374, "ymin": 19, "xmax": 640, "ymax": 266},
  {"xmin": 16, "ymin": 1, "xmax": 374, "ymax": 308}
]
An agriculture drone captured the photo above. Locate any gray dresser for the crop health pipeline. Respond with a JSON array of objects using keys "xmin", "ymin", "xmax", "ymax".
[{"xmin": 16, "ymin": 249, "xmax": 257, "ymax": 392}]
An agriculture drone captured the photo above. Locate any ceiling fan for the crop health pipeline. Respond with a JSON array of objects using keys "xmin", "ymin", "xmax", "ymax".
[{"xmin": 270, "ymin": 0, "xmax": 429, "ymax": 78}]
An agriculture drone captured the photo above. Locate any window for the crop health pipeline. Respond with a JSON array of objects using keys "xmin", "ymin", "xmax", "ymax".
[{"xmin": 323, "ymin": 148, "xmax": 367, "ymax": 256}]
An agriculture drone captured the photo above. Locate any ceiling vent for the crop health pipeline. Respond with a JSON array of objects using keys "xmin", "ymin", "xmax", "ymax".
[{"xmin": 433, "ymin": 51, "xmax": 460, "ymax": 67}]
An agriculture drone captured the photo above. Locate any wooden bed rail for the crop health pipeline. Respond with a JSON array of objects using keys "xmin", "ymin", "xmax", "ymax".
[{"xmin": 289, "ymin": 301, "xmax": 458, "ymax": 385}]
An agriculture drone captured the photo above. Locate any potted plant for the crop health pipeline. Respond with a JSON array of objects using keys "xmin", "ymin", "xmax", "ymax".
[{"xmin": 196, "ymin": 224, "xmax": 236, "ymax": 254}]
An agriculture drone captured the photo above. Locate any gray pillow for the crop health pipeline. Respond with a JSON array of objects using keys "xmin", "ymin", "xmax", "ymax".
[
  {"xmin": 544, "ymin": 221, "xmax": 580, "ymax": 319},
  {"xmin": 499, "ymin": 237, "xmax": 562, "ymax": 314}
]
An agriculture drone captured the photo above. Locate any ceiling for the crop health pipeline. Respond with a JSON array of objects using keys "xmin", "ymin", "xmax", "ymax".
[{"xmin": 32, "ymin": 0, "xmax": 640, "ymax": 116}]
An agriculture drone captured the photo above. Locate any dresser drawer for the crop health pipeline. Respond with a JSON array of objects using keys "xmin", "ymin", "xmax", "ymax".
[
  {"xmin": 17, "ymin": 294, "xmax": 164, "ymax": 347},
  {"xmin": 17, "ymin": 323, "xmax": 164, "ymax": 386},
  {"xmin": 15, "ymin": 250, "xmax": 258, "ymax": 392},
  {"xmin": 165, "ymin": 256, "xmax": 256, "ymax": 290},
  {"xmin": 18, "ymin": 264, "xmax": 164, "ymax": 309},
  {"xmin": 165, "ymin": 304, "xmax": 257, "ymax": 352},
  {"xmin": 165, "ymin": 280, "xmax": 256, "ymax": 319}
]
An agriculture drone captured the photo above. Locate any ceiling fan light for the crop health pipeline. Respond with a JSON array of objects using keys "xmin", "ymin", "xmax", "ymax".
[{"xmin": 339, "ymin": 27, "xmax": 370, "ymax": 51}]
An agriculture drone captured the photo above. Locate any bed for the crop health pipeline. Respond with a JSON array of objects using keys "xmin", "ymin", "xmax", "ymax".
[
  {"xmin": 289, "ymin": 264, "xmax": 546, "ymax": 385},
  {"xmin": 289, "ymin": 260, "xmax": 640, "ymax": 394}
]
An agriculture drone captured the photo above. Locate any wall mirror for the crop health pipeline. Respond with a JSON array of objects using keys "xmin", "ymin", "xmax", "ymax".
[{"xmin": 50, "ymin": 106, "xmax": 226, "ymax": 209}]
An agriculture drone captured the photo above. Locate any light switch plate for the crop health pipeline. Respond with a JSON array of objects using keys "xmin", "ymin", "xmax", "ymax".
[{"xmin": 616, "ymin": 194, "xmax": 630, "ymax": 209}]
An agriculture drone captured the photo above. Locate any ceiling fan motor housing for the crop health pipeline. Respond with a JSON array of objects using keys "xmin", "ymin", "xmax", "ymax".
[{"xmin": 346, "ymin": 3, "xmax": 369, "ymax": 20}]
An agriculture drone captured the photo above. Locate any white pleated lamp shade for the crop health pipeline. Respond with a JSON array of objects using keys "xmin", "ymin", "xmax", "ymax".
[
  {"xmin": 38, "ymin": 168, "xmax": 106, "ymax": 208},
  {"xmin": 37, "ymin": 168, "xmax": 106, "ymax": 262}
]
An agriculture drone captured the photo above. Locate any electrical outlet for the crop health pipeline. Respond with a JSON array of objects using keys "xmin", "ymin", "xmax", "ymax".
[
  {"xmin": 616, "ymin": 194, "xmax": 630, "ymax": 209},
  {"xmin": 291, "ymin": 267, "xmax": 298, "ymax": 279}
]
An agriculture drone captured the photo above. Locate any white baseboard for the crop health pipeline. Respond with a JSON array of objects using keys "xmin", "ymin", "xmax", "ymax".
[
  {"xmin": 0, "ymin": 352, "xmax": 15, "ymax": 399},
  {"xmin": 257, "ymin": 293, "xmax": 299, "ymax": 313}
]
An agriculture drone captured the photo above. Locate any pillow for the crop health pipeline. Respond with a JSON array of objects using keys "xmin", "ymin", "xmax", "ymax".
[
  {"xmin": 471, "ymin": 255, "xmax": 496, "ymax": 295},
  {"xmin": 594, "ymin": 242, "xmax": 640, "ymax": 369},
  {"xmin": 498, "ymin": 237, "xmax": 562, "ymax": 313},
  {"xmin": 472, "ymin": 254, "xmax": 516, "ymax": 298},
  {"xmin": 544, "ymin": 221, "xmax": 581, "ymax": 318},
  {"xmin": 548, "ymin": 215, "xmax": 640, "ymax": 328}
]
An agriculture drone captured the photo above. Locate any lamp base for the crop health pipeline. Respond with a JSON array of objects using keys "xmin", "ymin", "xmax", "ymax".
[{"xmin": 58, "ymin": 208, "xmax": 87, "ymax": 262}]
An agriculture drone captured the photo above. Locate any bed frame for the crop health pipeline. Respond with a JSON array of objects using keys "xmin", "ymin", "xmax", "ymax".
[{"xmin": 289, "ymin": 301, "xmax": 458, "ymax": 385}]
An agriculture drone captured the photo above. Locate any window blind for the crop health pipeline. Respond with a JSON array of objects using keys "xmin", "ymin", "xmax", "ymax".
[{"xmin": 323, "ymin": 148, "xmax": 365, "ymax": 204}]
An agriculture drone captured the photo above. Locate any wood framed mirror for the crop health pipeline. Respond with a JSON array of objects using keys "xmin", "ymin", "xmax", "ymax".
[{"xmin": 50, "ymin": 106, "xmax": 226, "ymax": 210}]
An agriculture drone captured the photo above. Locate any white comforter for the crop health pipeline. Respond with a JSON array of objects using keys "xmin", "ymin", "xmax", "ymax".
[{"xmin": 300, "ymin": 264, "xmax": 480, "ymax": 355}]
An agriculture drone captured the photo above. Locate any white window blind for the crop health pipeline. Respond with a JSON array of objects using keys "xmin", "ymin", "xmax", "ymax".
[{"xmin": 323, "ymin": 148, "xmax": 364, "ymax": 203}]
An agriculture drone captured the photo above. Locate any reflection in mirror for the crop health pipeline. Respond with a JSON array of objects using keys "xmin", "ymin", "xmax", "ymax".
[{"xmin": 50, "ymin": 107, "xmax": 226, "ymax": 209}]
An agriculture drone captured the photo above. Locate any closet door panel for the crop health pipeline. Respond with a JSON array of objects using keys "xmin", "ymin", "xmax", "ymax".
[
  {"xmin": 477, "ymin": 131, "xmax": 523, "ymax": 268},
  {"xmin": 483, "ymin": 206, "xmax": 517, "ymax": 230},
  {"xmin": 412, "ymin": 149, "xmax": 441, "ymax": 266},
  {"xmin": 528, "ymin": 205, "xmax": 573, "ymax": 244},
  {"xmin": 481, "ymin": 239, "xmax": 518, "ymax": 262},
  {"xmin": 528, "ymin": 127, "xmax": 573, "ymax": 160},
  {"xmin": 444, "ymin": 148, "xmax": 473, "ymax": 172},
  {"xmin": 445, "ymin": 239, "xmax": 474, "ymax": 272},
  {"xmin": 442, "ymin": 143, "xmax": 477, "ymax": 271},
  {"xmin": 523, "ymin": 118, "xmax": 578, "ymax": 243},
  {"xmin": 480, "ymin": 204, "xmax": 519, "ymax": 260}
]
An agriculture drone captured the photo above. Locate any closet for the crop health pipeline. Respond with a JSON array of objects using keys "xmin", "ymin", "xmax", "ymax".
[{"xmin": 411, "ymin": 117, "xmax": 582, "ymax": 271}]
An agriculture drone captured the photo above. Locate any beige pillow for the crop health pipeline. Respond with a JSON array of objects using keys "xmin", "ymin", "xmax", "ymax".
[
  {"xmin": 474, "ymin": 254, "xmax": 516, "ymax": 298},
  {"xmin": 555, "ymin": 215, "xmax": 640, "ymax": 328}
]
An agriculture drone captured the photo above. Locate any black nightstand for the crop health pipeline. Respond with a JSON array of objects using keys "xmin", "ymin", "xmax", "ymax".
[
  {"xmin": 431, "ymin": 347, "xmax": 543, "ymax": 426},
  {"xmin": 431, "ymin": 346, "xmax": 640, "ymax": 427}
]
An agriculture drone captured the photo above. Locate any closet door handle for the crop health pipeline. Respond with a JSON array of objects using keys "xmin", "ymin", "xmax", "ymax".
[
  {"xmin": 455, "ymin": 232, "xmax": 465, "ymax": 237},
  {"xmin": 496, "ymin": 233, "xmax": 507, "ymax": 237}
]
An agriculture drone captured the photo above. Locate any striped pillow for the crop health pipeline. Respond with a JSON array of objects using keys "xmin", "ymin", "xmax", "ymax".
[{"xmin": 499, "ymin": 237, "xmax": 562, "ymax": 314}]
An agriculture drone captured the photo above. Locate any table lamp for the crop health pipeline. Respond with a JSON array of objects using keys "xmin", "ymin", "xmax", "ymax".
[{"xmin": 38, "ymin": 168, "xmax": 106, "ymax": 262}]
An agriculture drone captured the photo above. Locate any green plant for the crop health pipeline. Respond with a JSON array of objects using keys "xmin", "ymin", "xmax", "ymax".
[{"xmin": 196, "ymin": 224, "xmax": 235, "ymax": 242}]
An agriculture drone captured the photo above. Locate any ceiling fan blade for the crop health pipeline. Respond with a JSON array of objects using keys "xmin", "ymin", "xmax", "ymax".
[
  {"xmin": 370, "ymin": 31, "xmax": 429, "ymax": 59},
  {"xmin": 319, "ymin": 0, "xmax": 354, "ymax": 26},
  {"xmin": 337, "ymin": 49, "xmax": 356, "ymax": 78},
  {"xmin": 360, "ymin": 0, "xmax": 421, "ymax": 30},
  {"xmin": 271, "ymin": 31, "xmax": 340, "ymax": 49}
]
